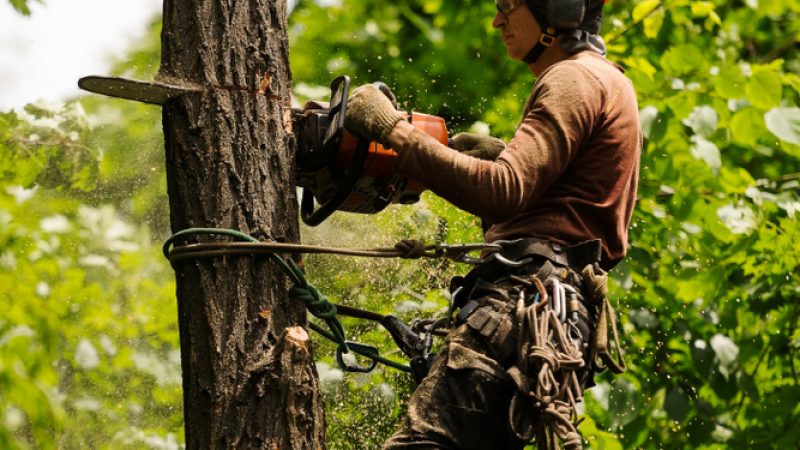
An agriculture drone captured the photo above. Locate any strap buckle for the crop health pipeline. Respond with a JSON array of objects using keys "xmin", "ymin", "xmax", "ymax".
[{"xmin": 539, "ymin": 33, "xmax": 556, "ymax": 47}]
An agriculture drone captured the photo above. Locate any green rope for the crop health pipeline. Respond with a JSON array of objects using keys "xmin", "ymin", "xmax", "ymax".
[{"xmin": 163, "ymin": 227, "xmax": 411, "ymax": 372}]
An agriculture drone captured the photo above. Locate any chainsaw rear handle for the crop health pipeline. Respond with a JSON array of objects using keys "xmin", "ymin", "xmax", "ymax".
[
  {"xmin": 300, "ymin": 77, "xmax": 402, "ymax": 226},
  {"xmin": 301, "ymin": 137, "xmax": 370, "ymax": 226},
  {"xmin": 300, "ymin": 75, "xmax": 372, "ymax": 226}
]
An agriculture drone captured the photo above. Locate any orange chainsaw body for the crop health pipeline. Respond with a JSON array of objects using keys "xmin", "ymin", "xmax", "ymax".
[
  {"xmin": 333, "ymin": 112, "xmax": 447, "ymax": 212},
  {"xmin": 295, "ymin": 76, "xmax": 448, "ymax": 226}
]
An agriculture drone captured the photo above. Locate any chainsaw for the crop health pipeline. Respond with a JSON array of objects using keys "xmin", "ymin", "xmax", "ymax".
[
  {"xmin": 292, "ymin": 75, "xmax": 448, "ymax": 225},
  {"xmin": 77, "ymin": 74, "xmax": 450, "ymax": 226}
]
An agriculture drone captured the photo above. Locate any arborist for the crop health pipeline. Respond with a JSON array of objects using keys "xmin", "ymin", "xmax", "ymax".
[{"xmin": 345, "ymin": 0, "xmax": 641, "ymax": 448}]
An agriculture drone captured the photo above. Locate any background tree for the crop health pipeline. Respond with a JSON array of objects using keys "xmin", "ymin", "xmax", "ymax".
[{"xmin": 1, "ymin": 0, "xmax": 799, "ymax": 449}]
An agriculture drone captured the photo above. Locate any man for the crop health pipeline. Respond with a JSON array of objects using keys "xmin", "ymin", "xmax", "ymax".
[{"xmin": 345, "ymin": 0, "xmax": 640, "ymax": 448}]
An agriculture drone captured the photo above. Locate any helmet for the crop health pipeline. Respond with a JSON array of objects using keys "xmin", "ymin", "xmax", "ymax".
[
  {"xmin": 520, "ymin": 0, "xmax": 607, "ymax": 63},
  {"xmin": 523, "ymin": 0, "xmax": 605, "ymax": 34}
]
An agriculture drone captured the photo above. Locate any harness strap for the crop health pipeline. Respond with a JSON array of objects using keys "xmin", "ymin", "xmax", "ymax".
[{"xmin": 449, "ymin": 239, "xmax": 602, "ymax": 310}]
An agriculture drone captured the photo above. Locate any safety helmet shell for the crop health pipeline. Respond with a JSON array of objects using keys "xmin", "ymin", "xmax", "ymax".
[{"xmin": 524, "ymin": 0, "xmax": 605, "ymax": 34}]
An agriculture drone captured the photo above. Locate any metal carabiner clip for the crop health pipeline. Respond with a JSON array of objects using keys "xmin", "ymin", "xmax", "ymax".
[
  {"xmin": 492, "ymin": 252, "xmax": 534, "ymax": 267},
  {"xmin": 437, "ymin": 242, "xmax": 502, "ymax": 265},
  {"xmin": 485, "ymin": 239, "xmax": 535, "ymax": 267},
  {"xmin": 335, "ymin": 341, "xmax": 380, "ymax": 373}
]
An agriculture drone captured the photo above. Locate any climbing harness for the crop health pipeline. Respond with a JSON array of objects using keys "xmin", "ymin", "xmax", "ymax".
[{"xmin": 452, "ymin": 239, "xmax": 625, "ymax": 450}]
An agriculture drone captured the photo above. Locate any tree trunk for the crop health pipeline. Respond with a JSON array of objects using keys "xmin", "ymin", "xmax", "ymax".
[{"xmin": 158, "ymin": 1, "xmax": 325, "ymax": 448}]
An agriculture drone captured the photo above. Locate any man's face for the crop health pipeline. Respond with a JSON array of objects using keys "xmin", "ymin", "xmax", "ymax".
[{"xmin": 492, "ymin": 0, "xmax": 542, "ymax": 60}]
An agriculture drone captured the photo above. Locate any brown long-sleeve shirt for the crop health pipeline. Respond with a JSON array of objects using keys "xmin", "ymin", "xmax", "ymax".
[{"xmin": 388, "ymin": 51, "xmax": 641, "ymax": 269}]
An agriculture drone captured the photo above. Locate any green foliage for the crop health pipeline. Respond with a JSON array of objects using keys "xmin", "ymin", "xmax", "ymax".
[
  {"xmin": 8, "ymin": 0, "xmax": 40, "ymax": 16},
  {"xmin": 289, "ymin": 0, "xmax": 528, "ymax": 137},
  {"xmin": 2, "ymin": 0, "xmax": 800, "ymax": 449},
  {"xmin": 0, "ymin": 17, "xmax": 179, "ymax": 447}
]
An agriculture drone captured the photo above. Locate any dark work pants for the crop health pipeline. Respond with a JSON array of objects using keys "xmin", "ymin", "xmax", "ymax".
[
  {"xmin": 383, "ymin": 268, "xmax": 593, "ymax": 450},
  {"xmin": 382, "ymin": 323, "xmax": 527, "ymax": 450}
]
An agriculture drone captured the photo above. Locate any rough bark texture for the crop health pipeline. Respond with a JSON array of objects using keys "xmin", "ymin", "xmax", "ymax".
[{"xmin": 158, "ymin": 1, "xmax": 325, "ymax": 448}]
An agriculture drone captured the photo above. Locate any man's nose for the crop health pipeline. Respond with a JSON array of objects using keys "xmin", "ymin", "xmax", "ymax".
[{"xmin": 492, "ymin": 11, "xmax": 506, "ymax": 28}]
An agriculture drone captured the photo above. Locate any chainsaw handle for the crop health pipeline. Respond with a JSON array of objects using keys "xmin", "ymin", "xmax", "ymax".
[
  {"xmin": 301, "ymin": 75, "xmax": 372, "ymax": 226},
  {"xmin": 301, "ymin": 136, "xmax": 370, "ymax": 226}
]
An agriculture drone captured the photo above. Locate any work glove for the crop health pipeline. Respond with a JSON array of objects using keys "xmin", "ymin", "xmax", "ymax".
[
  {"xmin": 344, "ymin": 84, "xmax": 406, "ymax": 144},
  {"xmin": 450, "ymin": 132, "xmax": 506, "ymax": 161}
]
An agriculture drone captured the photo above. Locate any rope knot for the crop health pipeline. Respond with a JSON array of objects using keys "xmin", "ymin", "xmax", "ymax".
[
  {"xmin": 395, "ymin": 239, "xmax": 427, "ymax": 259},
  {"xmin": 290, "ymin": 284, "xmax": 337, "ymax": 319}
]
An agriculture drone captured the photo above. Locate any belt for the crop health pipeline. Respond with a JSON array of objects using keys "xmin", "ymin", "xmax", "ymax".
[{"xmin": 449, "ymin": 238, "xmax": 602, "ymax": 309}]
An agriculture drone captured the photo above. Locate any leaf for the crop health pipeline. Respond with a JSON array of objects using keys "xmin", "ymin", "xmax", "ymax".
[
  {"xmin": 665, "ymin": 387, "xmax": 691, "ymax": 422},
  {"xmin": 746, "ymin": 69, "xmax": 783, "ymax": 109},
  {"xmin": 691, "ymin": 2, "xmax": 717, "ymax": 20},
  {"xmin": 682, "ymin": 105, "xmax": 718, "ymax": 137},
  {"xmin": 691, "ymin": 339, "xmax": 715, "ymax": 379},
  {"xmin": 718, "ymin": 167, "xmax": 756, "ymax": 194},
  {"xmin": 714, "ymin": 66, "xmax": 747, "ymax": 99},
  {"xmin": 660, "ymin": 44, "xmax": 707, "ymax": 76},
  {"xmin": 9, "ymin": 0, "xmax": 32, "ymax": 15},
  {"xmin": 710, "ymin": 370, "xmax": 739, "ymax": 400},
  {"xmin": 608, "ymin": 377, "xmax": 640, "ymax": 429},
  {"xmin": 765, "ymin": 107, "xmax": 800, "ymax": 146},
  {"xmin": 690, "ymin": 135, "xmax": 721, "ymax": 172},
  {"xmin": 633, "ymin": 0, "xmax": 660, "ymax": 22},
  {"xmin": 785, "ymin": 73, "xmax": 800, "ymax": 95},
  {"xmin": 643, "ymin": 10, "xmax": 665, "ymax": 39},
  {"xmin": 730, "ymin": 107, "xmax": 766, "ymax": 146},
  {"xmin": 580, "ymin": 415, "xmax": 624, "ymax": 450}
]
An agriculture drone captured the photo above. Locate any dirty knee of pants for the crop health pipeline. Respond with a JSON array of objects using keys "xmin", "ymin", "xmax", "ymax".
[{"xmin": 383, "ymin": 325, "xmax": 527, "ymax": 450}]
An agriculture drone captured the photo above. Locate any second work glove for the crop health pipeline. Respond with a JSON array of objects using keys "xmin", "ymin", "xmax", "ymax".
[
  {"xmin": 344, "ymin": 84, "xmax": 406, "ymax": 144},
  {"xmin": 450, "ymin": 132, "xmax": 506, "ymax": 161}
]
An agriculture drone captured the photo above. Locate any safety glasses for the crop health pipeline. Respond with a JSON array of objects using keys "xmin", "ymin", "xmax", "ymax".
[{"xmin": 495, "ymin": 0, "xmax": 524, "ymax": 16}]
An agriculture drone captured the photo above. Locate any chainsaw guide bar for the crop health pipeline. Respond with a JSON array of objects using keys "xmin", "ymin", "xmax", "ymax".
[{"xmin": 77, "ymin": 76, "xmax": 200, "ymax": 105}]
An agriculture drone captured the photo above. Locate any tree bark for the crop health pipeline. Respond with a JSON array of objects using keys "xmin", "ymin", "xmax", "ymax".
[{"xmin": 158, "ymin": 1, "xmax": 325, "ymax": 448}]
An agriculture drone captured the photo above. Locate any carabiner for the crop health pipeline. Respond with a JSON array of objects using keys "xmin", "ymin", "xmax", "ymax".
[
  {"xmin": 436, "ymin": 242, "xmax": 502, "ymax": 265},
  {"xmin": 335, "ymin": 341, "xmax": 380, "ymax": 373},
  {"xmin": 492, "ymin": 252, "xmax": 534, "ymax": 267}
]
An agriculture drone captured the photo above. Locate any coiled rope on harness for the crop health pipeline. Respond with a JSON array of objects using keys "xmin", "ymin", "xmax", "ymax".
[
  {"xmin": 162, "ymin": 227, "xmax": 498, "ymax": 373},
  {"xmin": 502, "ymin": 264, "xmax": 625, "ymax": 450}
]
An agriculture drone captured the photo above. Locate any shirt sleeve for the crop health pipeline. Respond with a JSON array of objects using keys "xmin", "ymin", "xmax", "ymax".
[{"xmin": 389, "ymin": 63, "xmax": 605, "ymax": 224}]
